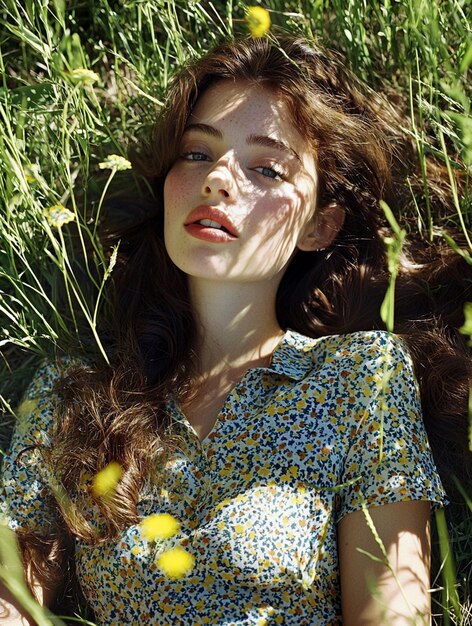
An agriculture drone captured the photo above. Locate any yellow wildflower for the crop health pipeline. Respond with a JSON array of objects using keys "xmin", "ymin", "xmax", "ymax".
[
  {"xmin": 91, "ymin": 461, "xmax": 122, "ymax": 498},
  {"xmin": 98, "ymin": 154, "xmax": 132, "ymax": 171},
  {"xmin": 69, "ymin": 68, "xmax": 100, "ymax": 85},
  {"xmin": 140, "ymin": 513, "xmax": 180, "ymax": 541},
  {"xmin": 43, "ymin": 204, "xmax": 75, "ymax": 228},
  {"xmin": 246, "ymin": 6, "xmax": 271, "ymax": 38},
  {"xmin": 157, "ymin": 546, "xmax": 195, "ymax": 579}
]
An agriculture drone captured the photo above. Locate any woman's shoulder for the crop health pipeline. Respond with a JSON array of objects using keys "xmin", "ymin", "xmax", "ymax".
[
  {"xmin": 9, "ymin": 356, "xmax": 89, "ymax": 441},
  {"xmin": 0, "ymin": 357, "xmax": 85, "ymax": 534},
  {"xmin": 272, "ymin": 330, "xmax": 417, "ymax": 400},
  {"xmin": 284, "ymin": 328, "xmax": 412, "ymax": 372},
  {"xmin": 24, "ymin": 356, "xmax": 83, "ymax": 396}
]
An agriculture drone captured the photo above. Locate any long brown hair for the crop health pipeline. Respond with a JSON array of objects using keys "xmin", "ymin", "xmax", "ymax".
[{"xmin": 24, "ymin": 36, "xmax": 471, "ymax": 572}]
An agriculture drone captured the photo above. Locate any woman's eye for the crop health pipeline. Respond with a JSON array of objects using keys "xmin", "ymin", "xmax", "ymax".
[
  {"xmin": 182, "ymin": 151, "xmax": 210, "ymax": 162},
  {"xmin": 254, "ymin": 165, "xmax": 284, "ymax": 180}
]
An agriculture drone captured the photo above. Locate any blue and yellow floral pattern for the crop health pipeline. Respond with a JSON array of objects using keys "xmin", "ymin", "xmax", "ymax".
[{"xmin": 0, "ymin": 330, "xmax": 445, "ymax": 624}]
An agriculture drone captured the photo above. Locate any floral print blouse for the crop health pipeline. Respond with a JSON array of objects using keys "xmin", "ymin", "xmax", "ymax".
[{"xmin": 1, "ymin": 330, "xmax": 445, "ymax": 625}]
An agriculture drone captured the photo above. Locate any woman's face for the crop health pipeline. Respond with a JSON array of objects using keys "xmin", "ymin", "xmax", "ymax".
[{"xmin": 163, "ymin": 80, "xmax": 319, "ymax": 284}]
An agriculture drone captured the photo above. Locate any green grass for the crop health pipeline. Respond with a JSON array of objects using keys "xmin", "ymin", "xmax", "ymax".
[{"xmin": 0, "ymin": 0, "xmax": 471, "ymax": 624}]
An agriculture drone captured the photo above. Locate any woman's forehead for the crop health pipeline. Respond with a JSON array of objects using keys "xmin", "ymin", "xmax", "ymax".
[
  {"xmin": 187, "ymin": 80, "xmax": 315, "ymax": 161},
  {"xmin": 186, "ymin": 80, "xmax": 317, "ymax": 180}
]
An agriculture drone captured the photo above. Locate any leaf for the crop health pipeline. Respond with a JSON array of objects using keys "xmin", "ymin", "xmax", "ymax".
[
  {"xmin": 0, "ymin": 526, "xmax": 65, "ymax": 625},
  {"xmin": 0, "ymin": 83, "xmax": 56, "ymax": 112},
  {"xmin": 443, "ymin": 233, "xmax": 472, "ymax": 265},
  {"xmin": 460, "ymin": 41, "xmax": 472, "ymax": 74},
  {"xmin": 379, "ymin": 200, "xmax": 403, "ymax": 236},
  {"xmin": 452, "ymin": 475, "xmax": 472, "ymax": 510},
  {"xmin": 435, "ymin": 509, "xmax": 461, "ymax": 621}
]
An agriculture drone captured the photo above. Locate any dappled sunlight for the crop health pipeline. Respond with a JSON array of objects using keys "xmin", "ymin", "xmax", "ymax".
[
  {"xmin": 339, "ymin": 499, "xmax": 433, "ymax": 625},
  {"xmin": 1, "ymin": 2, "xmax": 470, "ymax": 624},
  {"xmin": 164, "ymin": 80, "xmax": 319, "ymax": 284}
]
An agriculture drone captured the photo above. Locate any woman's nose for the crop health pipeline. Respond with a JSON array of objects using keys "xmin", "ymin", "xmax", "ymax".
[{"xmin": 201, "ymin": 162, "xmax": 235, "ymax": 200}]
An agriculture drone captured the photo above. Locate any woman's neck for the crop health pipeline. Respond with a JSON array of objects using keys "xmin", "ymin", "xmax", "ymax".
[{"xmin": 188, "ymin": 276, "xmax": 285, "ymax": 377}]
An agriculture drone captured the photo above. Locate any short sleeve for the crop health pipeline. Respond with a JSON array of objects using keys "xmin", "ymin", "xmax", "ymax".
[
  {"xmin": 0, "ymin": 362, "xmax": 63, "ymax": 534},
  {"xmin": 335, "ymin": 332, "xmax": 446, "ymax": 522}
]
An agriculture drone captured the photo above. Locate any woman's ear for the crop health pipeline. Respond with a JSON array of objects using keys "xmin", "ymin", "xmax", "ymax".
[{"xmin": 296, "ymin": 203, "xmax": 345, "ymax": 252}]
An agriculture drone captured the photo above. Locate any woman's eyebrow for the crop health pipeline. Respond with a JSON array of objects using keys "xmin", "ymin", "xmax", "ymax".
[
  {"xmin": 183, "ymin": 124, "xmax": 301, "ymax": 162},
  {"xmin": 247, "ymin": 134, "xmax": 301, "ymax": 162},
  {"xmin": 183, "ymin": 123, "xmax": 222, "ymax": 138}
]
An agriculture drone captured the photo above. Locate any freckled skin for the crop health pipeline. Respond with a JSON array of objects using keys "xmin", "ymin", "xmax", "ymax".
[{"xmin": 163, "ymin": 80, "xmax": 318, "ymax": 284}]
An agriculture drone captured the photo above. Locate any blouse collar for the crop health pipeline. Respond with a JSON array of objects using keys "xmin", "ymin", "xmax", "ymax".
[{"xmin": 269, "ymin": 329, "xmax": 320, "ymax": 381}]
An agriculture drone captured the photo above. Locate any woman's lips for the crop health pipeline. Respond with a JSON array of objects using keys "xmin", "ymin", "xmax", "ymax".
[
  {"xmin": 184, "ymin": 206, "xmax": 239, "ymax": 242},
  {"xmin": 184, "ymin": 223, "xmax": 238, "ymax": 243}
]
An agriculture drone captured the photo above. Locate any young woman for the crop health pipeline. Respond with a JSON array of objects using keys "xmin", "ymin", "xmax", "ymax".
[{"xmin": 1, "ymin": 35, "xmax": 471, "ymax": 625}]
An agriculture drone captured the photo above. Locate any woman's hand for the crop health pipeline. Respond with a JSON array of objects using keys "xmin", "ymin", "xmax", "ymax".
[{"xmin": 339, "ymin": 499, "xmax": 432, "ymax": 626}]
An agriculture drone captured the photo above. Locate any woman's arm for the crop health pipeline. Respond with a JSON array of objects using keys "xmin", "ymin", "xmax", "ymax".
[{"xmin": 338, "ymin": 499, "xmax": 432, "ymax": 626}]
